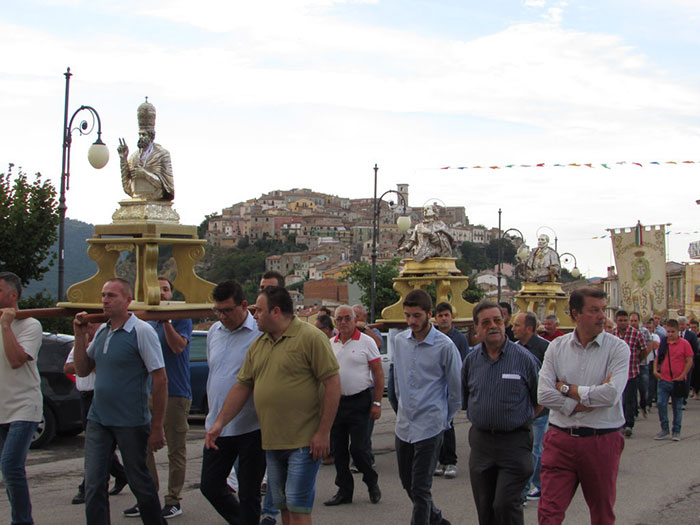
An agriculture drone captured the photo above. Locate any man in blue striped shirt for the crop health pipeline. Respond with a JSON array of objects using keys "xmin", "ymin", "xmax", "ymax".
[
  {"xmin": 463, "ymin": 300, "xmax": 540, "ymax": 525},
  {"xmin": 393, "ymin": 289, "xmax": 462, "ymax": 525}
]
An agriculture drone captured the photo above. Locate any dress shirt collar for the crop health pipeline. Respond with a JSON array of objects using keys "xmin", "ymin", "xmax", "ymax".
[
  {"xmin": 407, "ymin": 324, "xmax": 438, "ymax": 345},
  {"xmin": 216, "ymin": 311, "xmax": 257, "ymax": 334},
  {"xmin": 572, "ymin": 328, "xmax": 606, "ymax": 349}
]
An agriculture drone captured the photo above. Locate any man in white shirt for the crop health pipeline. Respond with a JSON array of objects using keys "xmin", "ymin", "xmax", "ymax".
[
  {"xmin": 324, "ymin": 305, "xmax": 383, "ymax": 506},
  {"xmin": 537, "ymin": 287, "xmax": 629, "ymax": 524},
  {"xmin": 0, "ymin": 272, "xmax": 43, "ymax": 525}
]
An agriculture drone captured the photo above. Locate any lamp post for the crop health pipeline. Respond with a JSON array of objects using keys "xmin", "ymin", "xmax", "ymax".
[
  {"xmin": 370, "ymin": 164, "xmax": 410, "ymax": 323},
  {"xmin": 496, "ymin": 213, "xmax": 527, "ymax": 303},
  {"xmin": 58, "ymin": 67, "xmax": 109, "ymax": 302},
  {"xmin": 559, "ymin": 252, "xmax": 581, "ymax": 279}
]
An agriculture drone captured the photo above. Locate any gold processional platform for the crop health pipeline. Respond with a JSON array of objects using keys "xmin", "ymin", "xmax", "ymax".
[
  {"xmin": 58, "ymin": 201, "xmax": 215, "ymax": 312},
  {"xmin": 379, "ymin": 257, "xmax": 474, "ymax": 325},
  {"xmin": 514, "ymin": 281, "xmax": 574, "ymax": 330}
]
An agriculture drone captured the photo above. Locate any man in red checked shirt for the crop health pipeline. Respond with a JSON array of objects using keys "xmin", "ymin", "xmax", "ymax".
[{"xmin": 613, "ymin": 310, "xmax": 649, "ymax": 438}]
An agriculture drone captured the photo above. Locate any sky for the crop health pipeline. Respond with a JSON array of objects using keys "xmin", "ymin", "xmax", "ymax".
[{"xmin": 3, "ymin": 0, "xmax": 700, "ymax": 278}]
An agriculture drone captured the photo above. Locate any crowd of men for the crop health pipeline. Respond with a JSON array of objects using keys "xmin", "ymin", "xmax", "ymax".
[{"xmin": 3, "ymin": 267, "xmax": 700, "ymax": 525}]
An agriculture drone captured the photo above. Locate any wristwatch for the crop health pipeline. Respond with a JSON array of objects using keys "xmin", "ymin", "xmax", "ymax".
[
  {"xmin": 559, "ymin": 384, "xmax": 570, "ymax": 395},
  {"xmin": 372, "ymin": 401, "xmax": 382, "ymax": 407}
]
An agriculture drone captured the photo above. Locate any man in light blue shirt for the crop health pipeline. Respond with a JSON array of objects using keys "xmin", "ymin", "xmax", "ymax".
[
  {"xmin": 200, "ymin": 280, "xmax": 265, "ymax": 523},
  {"xmin": 393, "ymin": 289, "xmax": 461, "ymax": 525}
]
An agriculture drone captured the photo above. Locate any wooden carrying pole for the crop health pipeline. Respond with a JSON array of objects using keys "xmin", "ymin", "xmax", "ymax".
[{"xmin": 14, "ymin": 307, "xmax": 215, "ymax": 324}]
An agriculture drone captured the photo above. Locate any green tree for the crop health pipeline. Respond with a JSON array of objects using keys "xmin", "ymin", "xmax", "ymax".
[
  {"xmin": 458, "ymin": 241, "xmax": 490, "ymax": 273},
  {"xmin": 485, "ymin": 237, "xmax": 517, "ymax": 268},
  {"xmin": 0, "ymin": 164, "xmax": 59, "ymax": 284},
  {"xmin": 19, "ymin": 291, "xmax": 72, "ymax": 334},
  {"xmin": 341, "ymin": 259, "xmax": 400, "ymax": 315}
]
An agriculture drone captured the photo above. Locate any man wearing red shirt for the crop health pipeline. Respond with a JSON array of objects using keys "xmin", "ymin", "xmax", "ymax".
[
  {"xmin": 653, "ymin": 319, "xmax": 693, "ymax": 441},
  {"xmin": 541, "ymin": 315, "xmax": 564, "ymax": 341},
  {"xmin": 612, "ymin": 310, "xmax": 649, "ymax": 438}
]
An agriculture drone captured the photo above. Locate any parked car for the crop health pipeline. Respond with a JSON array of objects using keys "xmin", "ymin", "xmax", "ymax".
[
  {"xmin": 32, "ymin": 333, "xmax": 83, "ymax": 449},
  {"xmin": 189, "ymin": 330, "xmax": 209, "ymax": 414}
]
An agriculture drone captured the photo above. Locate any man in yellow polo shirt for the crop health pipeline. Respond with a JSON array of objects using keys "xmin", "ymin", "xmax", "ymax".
[{"xmin": 205, "ymin": 286, "xmax": 340, "ymax": 525}]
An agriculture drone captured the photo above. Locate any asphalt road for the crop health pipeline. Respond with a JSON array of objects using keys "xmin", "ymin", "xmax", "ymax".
[{"xmin": 3, "ymin": 402, "xmax": 700, "ymax": 524}]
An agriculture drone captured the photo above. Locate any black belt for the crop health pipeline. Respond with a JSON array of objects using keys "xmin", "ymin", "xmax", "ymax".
[
  {"xmin": 550, "ymin": 424, "xmax": 620, "ymax": 437},
  {"xmin": 340, "ymin": 388, "xmax": 371, "ymax": 400},
  {"xmin": 476, "ymin": 426, "xmax": 530, "ymax": 435}
]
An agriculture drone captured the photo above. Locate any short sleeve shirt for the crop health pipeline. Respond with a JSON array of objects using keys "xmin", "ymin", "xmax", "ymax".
[
  {"xmin": 0, "ymin": 318, "xmax": 43, "ymax": 423},
  {"xmin": 149, "ymin": 319, "xmax": 193, "ymax": 398},
  {"xmin": 331, "ymin": 329, "xmax": 380, "ymax": 396},
  {"xmin": 87, "ymin": 315, "xmax": 165, "ymax": 427},
  {"xmin": 659, "ymin": 338, "xmax": 693, "ymax": 382},
  {"xmin": 237, "ymin": 317, "xmax": 339, "ymax": 450},
  {"xmin": 66, "ymin": 348, "xmax": 96, "ymax": 392}
]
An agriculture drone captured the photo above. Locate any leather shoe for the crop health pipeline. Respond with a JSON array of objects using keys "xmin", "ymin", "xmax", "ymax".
[
  {"xmin": 368, "ymin": 484, "xmax": 381, "ymax": 504},
  {"xmin": 324, "ymin": 493, "xmax": 352, "ymax": 506},
  {"xmin": 109, "ymin": 476, "xmax": 128, "ymax": 496},
  {"xmin": 71, "ymin": 491, "xmax": 85, "ymax": 504}
]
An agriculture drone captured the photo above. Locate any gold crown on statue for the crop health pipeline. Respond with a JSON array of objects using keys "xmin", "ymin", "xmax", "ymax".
[{"xmin": 137, "ymin": 97, "xmax": 156, "ymax": 131}]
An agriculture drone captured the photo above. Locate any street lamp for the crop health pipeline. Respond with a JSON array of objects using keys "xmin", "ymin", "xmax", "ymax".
[
  {"xmin": 496, "ymin": 209, "xmax": 527, "ymax": 303},
  {"xmin": 370, "ymin": 164, "xmax": 411, "ymax": 322},
  {"xmin": 559, "ymin": 252, "xmax": 581, "ymax": 279},
  {"xmin": 58, "ymin": 67, "xmax": 109, "ymax": 301}
]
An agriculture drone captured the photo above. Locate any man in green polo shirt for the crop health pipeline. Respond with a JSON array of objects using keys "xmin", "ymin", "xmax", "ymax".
[{"xmin": 205, "ymin": 286, "xmax": 340, "ymax": 525}]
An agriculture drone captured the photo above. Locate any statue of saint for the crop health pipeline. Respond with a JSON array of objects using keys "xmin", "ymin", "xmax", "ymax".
[
  {"xmin": 117, "ymin": 99, "xmax": 174, "ymax": 201},
  {"xmin": 398, "ymin": 204, "xmax": 454, "ymax": 262},
  {"xmin": 518, "ymin": 234, "xmax": 561, "ymax": 283}
]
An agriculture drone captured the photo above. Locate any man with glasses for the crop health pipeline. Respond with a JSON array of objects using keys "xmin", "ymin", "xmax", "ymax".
[
  {"xmin": 394, "ymin": 289, "xmax": 461, "ymax": 525},
  {"xmin": 200, "ymin": 280, "xmax": 266, "ymax": 523},
  {"xmin": 324, "ymin": 305, "xmax": 383, "ymax": 507},
  {"xmin": 463, "ymin": 300, "xmax": 540, "ymax": 524}
]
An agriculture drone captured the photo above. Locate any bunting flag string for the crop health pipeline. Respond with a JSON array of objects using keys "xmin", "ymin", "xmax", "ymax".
[
  {"xmin": 439, "ymin": 160, "xmax": 698, "ymax": 170},
  {"xmin": 589, "ymin": 230, "xmax": 699, "ymax": 240}
]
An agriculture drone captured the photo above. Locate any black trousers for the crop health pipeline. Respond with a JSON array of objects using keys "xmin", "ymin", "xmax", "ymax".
[
  {"xmin": 438, "ymin": 421, "xmax": 457, "ymax": 466},
  {"xmin": 622, "ymin": 376, "xmax": 639, "ymax": 428},
  {"xmin": 200, "ymin": 429, "xmax": 266, "ymax": 525},
  {"xmin": 468, "ymin": 427, "xmax": 532, "ymax": 525},
  {"xmin": 331, "ymin": 388, "xmax": 378, "ymax": 497},
  {"xmin": 396, "ymin": 432, "xmax": 444, "ymax": 525},
  {"xmin": 78, "ymin": 391, "xmax": 125, "ymax": 492}
]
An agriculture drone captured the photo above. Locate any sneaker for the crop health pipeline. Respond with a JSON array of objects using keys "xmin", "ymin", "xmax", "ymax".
[
  {"xmin": 623, "ymin": 427, "xmax": 632, "ymax": 437},
  {"xmin": 443, "ymin": 465, "xmax": 457, "ymax": 479},
  {"xmin": 433, "ymin": 463, "xmax": 445, "ymax": 476},
  {"xmin": 526, "ymin": 488, "xmax": 541, "ymax": 501},
  {"xmin": 123, "ymin": 504, "xmax": 140, "ymax": 518},
  {"xmin": 672, "ymin": 432, "xmax": 681, "ymax": 441},
  {"xmin": 161, "ymin": 504, "xmax": 182, "ymax": 519},
  {"xmin": 260, "ymin": 517, "xmax": 277, "ymax": 525},
  {"xmin": 654, "ymin": 430, "xmax": 669, "ymax": 440}
]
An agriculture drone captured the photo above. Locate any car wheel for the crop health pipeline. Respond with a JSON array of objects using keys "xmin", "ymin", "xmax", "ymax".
[{"xmin": 30, "ymin": 406, "xmax": 57, "ymax": 449}]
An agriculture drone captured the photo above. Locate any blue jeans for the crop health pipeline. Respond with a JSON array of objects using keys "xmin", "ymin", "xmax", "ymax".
[
  {"xmin": 657, "ymin": 381, "xmax": 684, "ymax": 434},
  {"xmin": 261, "ymin": 483, "xmax": 279, "ymax": 518},
  {"xmin": 638, "ymin": 365, "xmax": 650, "ymax": 410},
  {"xmin": 523, "ymin": 415, "xmax": 548, "ymax": 495},
  {"xmin": 0, "ymin": 420, "xmax": 38, "ymax": 525},
  {"xmin": 266, "ymin": 447, "xmax": 321, "ymax": 514},
  {"xmin": 84, "ymin": 420, "xmax": 165, "ymax": 525}
]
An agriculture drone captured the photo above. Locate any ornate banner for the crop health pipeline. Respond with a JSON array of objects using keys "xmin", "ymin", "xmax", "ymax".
[
  {"xmin": 684, "ymin": 264, "xmax": 700, "ymax": 320},
  {"xmin": 608, "ymin": 222, "xmax": 667, "ymax": 319}
]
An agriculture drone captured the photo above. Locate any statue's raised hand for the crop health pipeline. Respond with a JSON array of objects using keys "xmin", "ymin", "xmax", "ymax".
[{"xmin": 117, "ymin": 138, "xmax": 129, "ymax": 161}]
